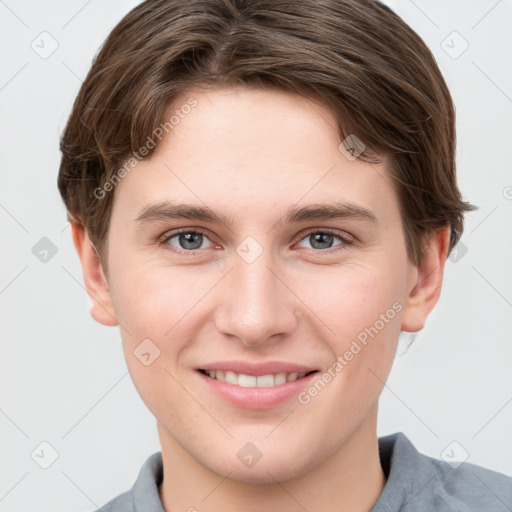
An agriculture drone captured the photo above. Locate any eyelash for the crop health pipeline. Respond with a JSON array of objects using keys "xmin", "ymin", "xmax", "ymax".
[{"xmin": 157, "ymin": 228, "xmax": 354, "ymax": 256}]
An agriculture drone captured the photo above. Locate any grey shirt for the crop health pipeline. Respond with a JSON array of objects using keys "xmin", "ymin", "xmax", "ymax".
[{"xmin": 96, "ymin": 432, "xmax": 512, "ymax": 511}]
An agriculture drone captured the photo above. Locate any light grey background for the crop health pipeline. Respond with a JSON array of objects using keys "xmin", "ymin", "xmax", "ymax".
[{"xmin": 1, "ymin": 1, "xmax": 511, "ymax": 511}]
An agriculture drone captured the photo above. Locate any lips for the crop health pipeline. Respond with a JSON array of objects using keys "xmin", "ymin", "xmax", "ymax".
[{"xmin": 195, "ymin": 364, "xmax": 321, "ymax": 409}]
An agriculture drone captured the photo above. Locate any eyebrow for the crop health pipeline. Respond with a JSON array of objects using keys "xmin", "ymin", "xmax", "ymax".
[{"xmin": 133, "ymin": 200, "xmax": 378, "ymax": 227}]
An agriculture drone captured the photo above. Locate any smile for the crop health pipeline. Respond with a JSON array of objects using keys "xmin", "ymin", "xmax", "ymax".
[{"xmin": 198, "ymin": 369, "xmax": 318, "ymax": 387}]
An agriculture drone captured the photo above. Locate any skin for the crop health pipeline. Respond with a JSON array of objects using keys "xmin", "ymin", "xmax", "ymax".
[{"xmin": 71, "ymin": 85, "xmax": 450, "ymax": 512}]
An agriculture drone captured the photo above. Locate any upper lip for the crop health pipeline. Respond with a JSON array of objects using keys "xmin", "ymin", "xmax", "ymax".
[{"xmin": 197, "ymin": 360, "xmax": 319, "ymax": 377}]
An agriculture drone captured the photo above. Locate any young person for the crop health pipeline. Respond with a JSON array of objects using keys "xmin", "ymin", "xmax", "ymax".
[{"xmin": 57, "ymin": 0, "xmax": 512, "ymax": 510}]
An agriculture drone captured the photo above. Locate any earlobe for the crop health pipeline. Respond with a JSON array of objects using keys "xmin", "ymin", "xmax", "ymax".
[
  {"xmin": 70, "ymin": 222, "xmax": 119, "ymax": 327},
  {"xmin": 401, "ymin": 226, "xmax": 451, "ymax": 332}
]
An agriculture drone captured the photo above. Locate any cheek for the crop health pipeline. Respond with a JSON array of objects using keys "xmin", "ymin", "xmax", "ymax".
[
  {"xmin": 109, "ymin": 256, "xmax": 197, "ymax": 338},
  {"xmin": 109, "ymin": 261, "xmax": 202, "ymax": 422},
  {"xmin": 309, "ymin": 261, "xmax": 404, "ymax": 336},
  {"xmin": 306, "ymin": 263, "xmax": 404, "ymax": 390},
  {"xmin": 109, "ymin": 259, "xmax": 221, "ymax": 377},
  {"xmin": 298, "ymin": 276, "xmax": 402, "ymax": 425}
]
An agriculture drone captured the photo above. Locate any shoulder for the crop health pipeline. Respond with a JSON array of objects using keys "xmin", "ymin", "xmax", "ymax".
[
  {"xmin": 374, "ymin": 432, "xmax": 512, "ymax": 512},
  {"xmin": 91, "ymin": 452, "xmax": 164, "ymax": 512},
  {"xmin": 421, "ymin": 448, "xmax": 512, "ymax": 510}
]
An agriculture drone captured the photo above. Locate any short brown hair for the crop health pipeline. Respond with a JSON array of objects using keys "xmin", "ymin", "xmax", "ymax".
[{"xmin": 57, "ymin": 0, "xmax": 476, "ymax": 274}]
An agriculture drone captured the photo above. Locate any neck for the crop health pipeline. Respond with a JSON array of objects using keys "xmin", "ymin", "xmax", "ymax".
[{"xmin": 158, "ymin": 405, "xmax": 386, "ymax": 512}]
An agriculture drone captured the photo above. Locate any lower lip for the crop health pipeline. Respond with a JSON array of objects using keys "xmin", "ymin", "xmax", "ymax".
[{"xmin": 196, "ymin": 370, "xmax": 319, "ymax": 409}]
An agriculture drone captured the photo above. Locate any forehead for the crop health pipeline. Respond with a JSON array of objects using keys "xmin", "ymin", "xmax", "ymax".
[
  {"xmin": 162, "ymin": 85, "xmax": 342, "ymax": 160},
  {"xmin": 112, "ymin": 86, "xmax": 399, "ymax": 226}
]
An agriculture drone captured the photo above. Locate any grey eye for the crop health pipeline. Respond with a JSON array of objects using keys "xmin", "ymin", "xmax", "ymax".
[{"xmin": 296, "ymin": 232, "xmax": 344, "ymax": 250}]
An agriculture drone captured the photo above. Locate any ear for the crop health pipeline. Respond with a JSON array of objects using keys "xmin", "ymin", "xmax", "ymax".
[
  {"xmin": 401, "ymin": 225, "xmax": 451, "ymax": 332},
  {"xmin": 70, "ymin": 222, "xmax": 118, "ymax": 327}
]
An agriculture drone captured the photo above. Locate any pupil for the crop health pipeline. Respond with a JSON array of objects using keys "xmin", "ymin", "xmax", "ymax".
[
  {"xmin": 180, "ymin": 232, "xmax": 202, "ymax": 250},
  {"xmin": 311, "ymin": 233, "xmax": 333, "ymax": 249}
]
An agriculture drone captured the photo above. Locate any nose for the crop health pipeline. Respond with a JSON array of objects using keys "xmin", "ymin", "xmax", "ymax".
[{"xmin": 214, "ymin": 252, "xmax": 300, "ymax": 348}]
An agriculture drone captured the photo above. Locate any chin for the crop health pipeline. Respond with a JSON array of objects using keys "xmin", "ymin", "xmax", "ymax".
[
  {"xmin": 206, "ymin": 452, "xmax": 312, "ymax": 485},
  {"xmin": 228, "ymin": 465, "xmax": 304, "ymax": 485}
]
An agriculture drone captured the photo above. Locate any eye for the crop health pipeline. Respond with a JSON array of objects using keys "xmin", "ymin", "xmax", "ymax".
[
  {"xmin": 159, "ymin": 229, "xmax": 215, "ymax": 254},
  {"xmin": 158, "ymin": 227, "xmax": 353, "ymax": 256},
  {"xmin": 295, "ymin": 229, "xmax": 352, "ymax": 251}
]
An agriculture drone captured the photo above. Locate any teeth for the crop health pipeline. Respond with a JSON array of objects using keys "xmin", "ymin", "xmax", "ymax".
[
  {"xmin": 225, "ymin": 371, "xmax": 238, "ymax": 385},
  {"xmin": 238, "ymin": 374, "xmax": 256, "ymax": 387},
  {"xmin": 257, "ymin": 374, "xmax": 278, "ymax": 387},
  {"xmin": 203, "ymin": 370, "xmax": 310, "ymax": 387}
]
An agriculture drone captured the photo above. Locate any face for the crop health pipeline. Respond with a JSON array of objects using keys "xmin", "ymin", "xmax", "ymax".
[{"xmin": 98, "ymin": 86, "xmax": 423, "ymax": 482}]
